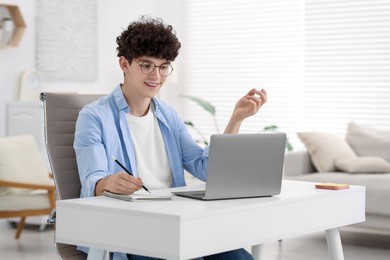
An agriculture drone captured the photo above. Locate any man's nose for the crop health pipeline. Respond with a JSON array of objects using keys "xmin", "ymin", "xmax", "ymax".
[{"xmin": 149, "ymin": 67, "xmax": 160, "ymax": 78}]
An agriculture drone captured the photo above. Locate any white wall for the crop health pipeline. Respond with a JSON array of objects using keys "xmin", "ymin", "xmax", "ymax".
[{"xmin": 0, "ymin": 0, "xmax": 186, "ymax": 136}]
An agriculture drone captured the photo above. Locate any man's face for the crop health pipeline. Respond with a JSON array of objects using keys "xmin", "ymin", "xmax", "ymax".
[{"xmin": 123, "ymin": 56, "xmax": 170, "ymax": 99}]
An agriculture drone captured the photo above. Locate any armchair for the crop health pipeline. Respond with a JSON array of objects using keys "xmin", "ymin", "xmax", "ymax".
[{"xmin": 0, "ymin": 135, "xmax": 55, "ymax": 239}]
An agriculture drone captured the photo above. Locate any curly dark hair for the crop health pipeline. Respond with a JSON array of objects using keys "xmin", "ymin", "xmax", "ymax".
[{"xmin": 116, "ymin": 17, "xmax": 181, "ymax": 62}]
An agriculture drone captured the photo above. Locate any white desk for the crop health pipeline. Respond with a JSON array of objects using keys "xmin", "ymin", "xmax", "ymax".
[{"xmin": 56, "ymin": 180, "xmax": 365, "ymax": 260}]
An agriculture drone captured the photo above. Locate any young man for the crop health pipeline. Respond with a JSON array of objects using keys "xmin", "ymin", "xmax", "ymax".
[{"xmin": 74, "ymin": 17, "xmax": 267, "ymax": 260}]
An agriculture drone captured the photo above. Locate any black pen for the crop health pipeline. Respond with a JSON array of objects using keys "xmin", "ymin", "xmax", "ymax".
[{"xmin": 111, "ymin": 155, "xmax": 151, "ymax": 193}]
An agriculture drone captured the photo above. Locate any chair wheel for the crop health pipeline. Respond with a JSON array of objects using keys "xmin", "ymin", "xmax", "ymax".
[{"xmin": 8, "ymin": 221, "xmax": 18, "ymax": 229}]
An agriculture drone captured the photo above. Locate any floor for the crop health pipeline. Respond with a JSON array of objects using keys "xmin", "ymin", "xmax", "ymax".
[{"xmin": 1, "ymin": 219, "xmax": 390, "ymax": 260}]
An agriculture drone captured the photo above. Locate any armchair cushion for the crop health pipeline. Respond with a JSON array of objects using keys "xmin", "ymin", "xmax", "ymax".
[
  {"xmin": 0, "ymin": 135, "xmax": 52, "ymax": 195},
  {"xmin": 0, "ymin": 190, "xmax": 51, "ymax": 211},
  {"xmin": 297, "ymin": 132, "xmax": 356, "ymax": 172}
]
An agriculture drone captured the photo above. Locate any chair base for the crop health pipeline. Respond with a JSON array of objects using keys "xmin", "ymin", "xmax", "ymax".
[{"xmin": 55, "ymin": 243, "xmax": 88, "ymax": 260}]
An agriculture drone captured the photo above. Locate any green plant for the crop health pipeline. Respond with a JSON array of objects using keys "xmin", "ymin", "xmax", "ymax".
[
  {"xmin": 263, "ymin": 124, "xmax": 293, "ymax": 151},
  {"xmin": 180, "ymin": 95, "xmax": 220, "ymax": 146}
]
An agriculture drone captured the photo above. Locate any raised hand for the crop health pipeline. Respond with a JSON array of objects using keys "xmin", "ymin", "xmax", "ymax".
[
  {"xmin": 224, "ymin": 88, "xmax": 267, "ymax": 134},
  {"xmin": 233, "ymin": 88, "xmax": 267, "ymax": 121}
]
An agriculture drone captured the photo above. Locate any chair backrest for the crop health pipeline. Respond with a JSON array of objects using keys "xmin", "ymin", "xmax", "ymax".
[{"xmin": 41, "ymin": 92, "xmax": 103, "ymax": 200}]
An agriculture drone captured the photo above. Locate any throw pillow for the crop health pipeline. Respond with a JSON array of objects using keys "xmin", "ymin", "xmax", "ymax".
[
  {"xmin": 0, "ymin": 135, "xmax": 52, "ymax": 195},
  {"xmin": 298, "ymin": 132, "xmax": 356, "ymax": 172},
  {"xmin": 346, "ymin": 122, "xmax": 390, "ymax": 161},
  {"xmin": 335, "ymin": 157, "xmax": 390, "ymax": 173}
]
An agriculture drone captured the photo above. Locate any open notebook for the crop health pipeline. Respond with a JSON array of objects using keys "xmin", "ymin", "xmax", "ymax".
[{"xmin": 103, "ymin": 190, "xmax": 172, "ymax": 201}]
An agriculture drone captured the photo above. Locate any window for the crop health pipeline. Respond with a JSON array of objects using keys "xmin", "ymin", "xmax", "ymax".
[
  {"xmin": 184, "ymin": 0, "xmax": 304, "ymax": 147},
  {"xmin": 304, "ymin": 0, "xmax": 390, "ymax": 133},
  {"xmin": 184, "ymin": 0, "xmax": 390, "ymax": 149}
]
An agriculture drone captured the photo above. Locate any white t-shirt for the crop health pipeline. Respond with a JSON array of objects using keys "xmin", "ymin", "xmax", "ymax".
[{"xmin": 126, "ymin": 105, "xmax": 172, "ymax": 190}]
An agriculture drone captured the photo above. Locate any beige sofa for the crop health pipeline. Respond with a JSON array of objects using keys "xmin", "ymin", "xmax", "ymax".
[{"xmin": 283, "ymin": 122, "xmax": 390, "ymax": 234}]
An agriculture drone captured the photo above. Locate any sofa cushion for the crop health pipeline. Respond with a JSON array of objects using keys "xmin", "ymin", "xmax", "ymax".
[
  {"xmin": 346, "ymin": 122, "xmax": 390, "ymax": 161},
  {"xmin": 297, "ymin": 132, "xmax": 356, "ymax": 172},
  {"xmin": 335, "ymin": 157, "xmax": 390, "ymax": 173},
  {"xmin": 286, "ymin": 173, "xmax": 390, "ymax": 216}
]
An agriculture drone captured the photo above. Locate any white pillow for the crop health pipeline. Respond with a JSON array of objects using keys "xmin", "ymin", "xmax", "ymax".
[
  {"xmin": 335, "ymin": 156, "xmax": 390, "ymax": 173},
  {"xmin": 0, "ymin": 135, "xmax": 52, "ymax": 195},
  {"xmin": 346, "ymin": 122, "xmax": 390, "ymax": 162},
  {"xmin": 298, "ymin": 132, "xmax": 356, "ymax": 172}
]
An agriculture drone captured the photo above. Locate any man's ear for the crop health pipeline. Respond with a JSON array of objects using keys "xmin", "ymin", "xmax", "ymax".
[{"xmin": 119, "ymin": 56, "xmax": 129, "ymax": 71}]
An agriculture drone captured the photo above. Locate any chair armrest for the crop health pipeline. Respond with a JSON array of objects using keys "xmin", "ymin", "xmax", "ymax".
[
  {"xmin": 283, "ymin": 150, "xmax": 317, "ymax": 177},
  {"xmin": 0, "ymin": 179, "xmax": 55, "ymax": 191}
]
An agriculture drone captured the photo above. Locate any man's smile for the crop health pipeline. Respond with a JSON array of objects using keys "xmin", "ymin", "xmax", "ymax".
[{"xmin": 145, "ymin": 81, "xmax": 160, "ymax": 88}]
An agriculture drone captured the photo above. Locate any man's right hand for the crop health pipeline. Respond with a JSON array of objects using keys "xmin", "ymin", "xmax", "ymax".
[{"xmin": 95, "ymin": 172, "xmax": 144, "ymax": 196}]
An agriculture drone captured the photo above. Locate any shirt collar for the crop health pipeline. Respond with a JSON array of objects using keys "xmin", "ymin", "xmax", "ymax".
[
  {"xmin": 112, "ymin": 83, "xmax": 161, "ymax": 115},
  {"xmin": 113, "ymin": 84, "xmax": 129, "ymax": 112}
]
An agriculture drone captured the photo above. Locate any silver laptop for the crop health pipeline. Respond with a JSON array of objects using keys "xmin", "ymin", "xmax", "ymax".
[{"xmin": 172, "ymin": 132, "xmax": 286, "ymax": 200}]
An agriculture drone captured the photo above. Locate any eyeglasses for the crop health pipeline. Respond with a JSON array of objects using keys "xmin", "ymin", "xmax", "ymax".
[{"xmin": 131, "ymin": 59, "xmax": 173, "ymax": 76}]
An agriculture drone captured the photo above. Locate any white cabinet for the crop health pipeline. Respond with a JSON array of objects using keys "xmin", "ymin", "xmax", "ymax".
[
  {"xmin": 6, "ymin": 101, "xmax": 49, "ymax": 168},
  {"xmin": 6, "ymin": 101, "xmax": 50, "ymax": 228}
]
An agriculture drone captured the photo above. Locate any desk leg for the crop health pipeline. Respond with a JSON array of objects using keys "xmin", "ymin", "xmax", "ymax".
[
  {"xmin": 251, "ymin": 244, "xmax": 263, "ymax": 260},
  {"xmin": 87, "ymin": 248, "xmax": 109, "ymax": 260},
  {"xmin": 325, "ymin": 228, "xmax": 344, "ymax": 260}
]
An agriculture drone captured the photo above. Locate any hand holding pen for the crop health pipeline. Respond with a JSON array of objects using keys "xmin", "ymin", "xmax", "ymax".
[{"xmin": 111, "ymin": 156, "xmax": 151, "ymax": 193}]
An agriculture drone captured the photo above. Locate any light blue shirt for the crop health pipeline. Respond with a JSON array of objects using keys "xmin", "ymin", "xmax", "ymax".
[
  {"xmin": 74, "ymin": 85, "xmax": 209, "ymax": 259},
  {"xmin": 74, "ymin": 84, "xmax": 209, "ymax": 198}
]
